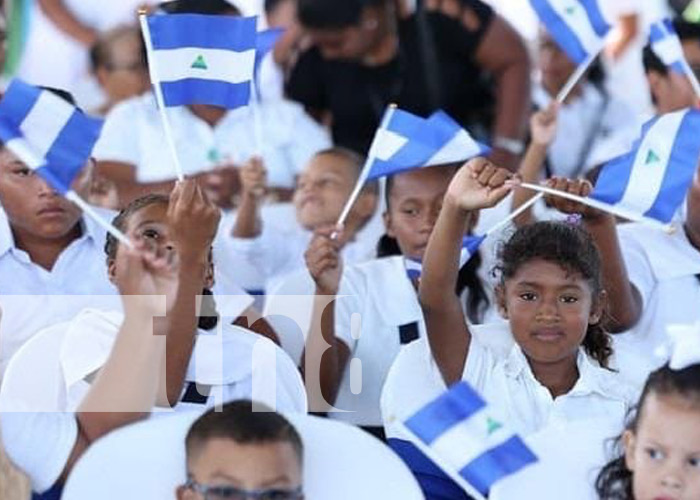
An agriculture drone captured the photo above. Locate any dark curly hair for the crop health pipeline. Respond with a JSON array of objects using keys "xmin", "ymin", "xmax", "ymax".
[
  {"xmin": 596, "ymin": 363, "xmax": 700, "ymax": 499},
  {"xmin": 104, "ymin": 194, "xmax": 219, "ymax": 330},
  {"xmin": 494, "ymin": 220, "xmax": 613, "ymax": 368},
  {"xmin": 378, "ymin": 172, "xmax": 490, "ymax": 324}
]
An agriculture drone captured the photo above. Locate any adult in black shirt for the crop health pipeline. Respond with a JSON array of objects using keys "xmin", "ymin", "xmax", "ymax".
[{"xmin": 286, "ymin": 0, "xmax": 531, "ymax": 171}]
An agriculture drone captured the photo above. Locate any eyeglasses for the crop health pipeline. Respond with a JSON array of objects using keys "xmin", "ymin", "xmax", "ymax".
[{"xmin": 185, "ymin": 479, "xmax": 304, "ymax": 500}]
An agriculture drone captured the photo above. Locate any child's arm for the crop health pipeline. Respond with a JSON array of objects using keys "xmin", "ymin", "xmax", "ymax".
[
  {"xmin": 511, "ymin": 104, "xmax": 559, "ymax": 227},
  {"xmin": 301, "ymin": 227, "xmax": 351, "ymax": 412},
  {"xmin": 232, "ymin": 157, "xmax": 267, "ymax": 238},
  {"xmin": 159, "ymin": 180, "xmax": 221, "ymax": 406},
  {"xmin": 65, "ymin": 239, "xmax": 180, "ymax": 482},
  {"xmin": 544, "ymin": 178, "xmax": 642, "ymax": 332},
  {"xmin": 37, "ymin": 0, "xmax": 97, "ymax": 46},
  {"xmin": 420, "ymin": 158, "xmax": 517, "ymax": 385}
]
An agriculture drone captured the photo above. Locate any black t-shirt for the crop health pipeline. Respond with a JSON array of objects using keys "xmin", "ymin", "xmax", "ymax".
[{"xmin": 286, "ymin": 1, "xmax": 495, "ymax": 154}]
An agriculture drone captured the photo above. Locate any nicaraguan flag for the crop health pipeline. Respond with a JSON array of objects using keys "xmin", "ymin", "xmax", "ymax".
[
  {"xmin": 592, "ymin": 108, "xmax": 700, "ymax": 223},
  {"xmin": 367, "ymin": 109, "xmax": 489, "ymax": 180},
  {"xmin": 403, "ymin": 382, "xmax": 538, "ymax": 497},
  {"xmin": 404, "ymin": 235, "xmax": 486, "ymax": 281},
  {"xmin": 255, "ymin": 27, "xmax": 284, "ymax": 73},
  {"xmin": 145, "ymin": 14, "xmax": 257, "ymax": 108},
  {"xmin": 529, "ymin": 0, "xmax": 611, "ymax": 64},
  {"xmin": 0, "ymin": 79, "xmax": 103, "ymax": 194},
  {"xmin": 649, "ymin": 19, "xmax": 690, "ymax": 76}
]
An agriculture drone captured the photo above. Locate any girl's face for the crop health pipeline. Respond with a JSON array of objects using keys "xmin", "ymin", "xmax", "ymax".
[
  {"xmin": 624, "ymin": 392, "xmax": 700, "ymax": 500},
  {"xmin": 498, "ymin": 259, "xmax": 602, "ymax": 366},
  {"xmin": 108, "ymin": 202, "xmax": 214, "ymax": 287},
  {"xmin": 384, "ymin": 167, "xmax": 475, "ymax": 261}
]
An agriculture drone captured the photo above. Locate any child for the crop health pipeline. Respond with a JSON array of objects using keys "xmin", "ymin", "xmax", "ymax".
[
  {"xmin": 177, "ymin": 399, "xmax": 304, "ymax": 500},
  {"xmin": 228, "ymin": 147, "xmax": 380, "ymax": 294},
  {"xmin": 301, "ymin": 165, "xmax": 498, "ymax": 434},
  {"xmin": 596, "ymin": 362, "xmax": 700, "ymax": 499},
  {"xmin": 420, "ymin": 158, "xmax": 634, "ymax": 434},
  {"xmin": 0, "ymin": 123, "xmax": 118, "ymax": 379}
]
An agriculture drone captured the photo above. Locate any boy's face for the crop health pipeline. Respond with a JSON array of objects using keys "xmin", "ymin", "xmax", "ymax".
[
  {"xmin": 96, "ymin": 32, "xmax": 149, "ymax": 103},
  {"xmin": 178, "ymin": 438, "xmax": 303, "ymax": 500},
  {"xmin": 624, "ymin": 393, "xmax": 700, "ymax": 500},
  {"xmin": 537, "ymin": 31, "xmax": 576, "ymax": 95},
  {"xmin": 0, "ymin": 149, "xmax": 82, "ymax": 241},
  {"xmin": 293, "ymin": 154, "xmax": 356, "ymax": 230}
]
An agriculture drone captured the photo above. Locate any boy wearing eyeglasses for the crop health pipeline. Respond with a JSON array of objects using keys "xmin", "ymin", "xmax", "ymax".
[{"xmin": 177, "ymin": 400, "xmax": 304, "ymax": 500}]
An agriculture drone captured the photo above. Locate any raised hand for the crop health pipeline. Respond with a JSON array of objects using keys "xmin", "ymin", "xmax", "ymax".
[
  {"xmin": 168, "ymin": 178, "xmax": 221, "ymax": 264},
  {"xmin": 305, "ymin": 226, "xmax": 343, "ymax": 295},
  {"xmin": 118, "ymin": 239, "xmax": 179, "ymax": 318},
  {"xmin": 239, "ymin": 156, "xmax": 267, "ymax": 199},
  {"xmin": 544, "ymin": 177, "xmax": 605, "ymax": 221},
  {"xmin": 445, "ymin": 157, "xmax": 519, "ymax": 212},
  {"xmin": 530, "ymin": 103, "xmax": 559, "ymax": 147}
]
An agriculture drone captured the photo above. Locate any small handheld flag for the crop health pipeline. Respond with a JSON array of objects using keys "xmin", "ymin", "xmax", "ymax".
[
  {"xmin": 367, "ymin": 109, "xmax": 490, "ymax": 180},
  {"xmin": 529, "ymin": 0, "xmax": 611, "ymax": 102},
  {"xmin": 139, "ymin": 12, "xmax": 258, "ymax": 180},
  {"xmin": 592, "ymin": 108, "xmax": 700, "ymax": 224},
  {"xmin": 401, "ymin": 382, "xmax": 538, "ymax": 498},
  {"xmin": 142, "ymin": 13, "xmax": 257, "ymax": 109},
  {"xmin": 649, "ymin": 18, "xmax": 700, "ymax": 99},
  {"xmin": 405, "ymin": 235, "xmax": 486, "ymax": 281},
  {"xmin": 0, "ymin": 79, "xmax": 131, "ymax": 246}
]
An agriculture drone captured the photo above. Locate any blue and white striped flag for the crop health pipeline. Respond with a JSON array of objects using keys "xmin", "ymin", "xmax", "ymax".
[
  {"xmin": 649, "ymin": 19, "xmax": 691, "ymax": 76},
  {"xmin": 144, "ymin": 14, "xmax": 257, "ymax": 108},
  {"xmin": 367, "ymin": 108, "xmax": 489, "ymax": 180},
  {"xmin": 592, "ymin": 108, "xmax": 700, "ymax": 223},
  {"xmin": 529, "ymin": 0, "xmax": 611, "ymax": 64},
  {"xmin": 403, "ymin": 382, "xmax": 538, "ymax": 497},
  {"xmin": 0, "ymin": 79, "xmax": 103, "ymax": 194},
  {"xmin": 404, "ymin": 235, "xmax": 486, "ymax": 281}
]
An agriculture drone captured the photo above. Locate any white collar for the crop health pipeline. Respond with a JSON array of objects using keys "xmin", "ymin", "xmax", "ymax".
[{"xmin": 503, "ymin": 345, "xmax": 623, "ymax": 401}]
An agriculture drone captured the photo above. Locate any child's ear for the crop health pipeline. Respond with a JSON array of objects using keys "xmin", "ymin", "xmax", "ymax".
[
  {"xmin": 383, "ymin": 211, "xmax": 395, "ymax": 238},
  {"xmin": 204, "ymin": 260, "xmax": 215, "ymax": 289},
  {"xmin": 589, "ymin": 290, "xmax": 607, "ymax": 325},
  {"xmin": 175, "ymin": 484, "xmax": 190, "ymax": 500},
  {"xmin": 107, "ymin": 258, "xmax": 117, "ymax": 285},
  {"xmin": 496, "ymin": 284, "xmax": 508, "ymax": 319},
  {"xmin": 622, "ymin": 429, "xmax": 637, "ymax": 472},
  {"xmin": 355, "ymin": 190, "xmax": 378, "ymax": 221}
]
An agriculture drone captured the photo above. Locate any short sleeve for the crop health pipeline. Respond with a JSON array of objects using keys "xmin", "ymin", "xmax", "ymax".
[
  {"xmin": 619, "ymin": 228, "xmax": 656, "ymax": 309},
  {"xmin": 285, "ymin": 48, "xmax": 328, "ymax": 112},
  {"xmin": 92, "ymin": 99, "xmax": 140, "ymax": 166},
  {"xmin": 0, "ymin": 412, "xmax": 77, "ymax": 493}
]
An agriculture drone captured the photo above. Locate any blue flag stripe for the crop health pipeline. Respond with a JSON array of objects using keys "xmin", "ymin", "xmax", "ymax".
[
  {"xmin": 580, "ymin": 0, "xmax": 610, "ymax": 37},
  {"xmin": 405, "ymin": 382, "xmax": 486, "ymax": 445},
  {"xmin": 591, "ymin": 117, "xmax": 659, "ymax": 205},
  {"xmin": 458, "ymin": 435, "xmax": 539, "ymax": 495},
  {"xmin": 529, "ymin": 0, "xmax": 588, "ymax": 64},
  {"xmin": 148, "ymin": 14, "xmax": 257, "ymax": 51},
  {"xmin": 160, "ymin": 79, "xmax": 251, "ymax": 108},
  {"xmin": 648, "ymin": 20, "xmax": 669, "ymax": 43},
  {"xmin": 0, "ymin": 81, "xmax": 40, "ymax": 133},
  {"xmin": 645, "ymin": 111, "xmax": 700, "ymax": 221}
]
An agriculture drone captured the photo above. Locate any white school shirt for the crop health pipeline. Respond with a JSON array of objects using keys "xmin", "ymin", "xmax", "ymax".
[
  {"xmin": 532, "ymin": 83, "xmax": 638, "ymax": 179},
  {"xmin": 382, "ymin": 323, "xmax": 635, "ymax": 440},
  {"xmin": 330, "ymin": 255, "xmax": 502, "ymax": 427},
  {"xmin": 93, "ymin": 93, "xmax": 331, "ymax": 187},
  {"xmin": 616, "ymin": 222, "xmax": 700, "ymax": 385},
  {"xmin": 0, "ymin": 207, "xmax": 119, "ymax": 378},
  {"xmin": 0, "ymin": 308, "xmax": 306, "ymax": 493}
]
